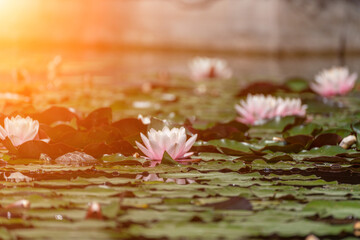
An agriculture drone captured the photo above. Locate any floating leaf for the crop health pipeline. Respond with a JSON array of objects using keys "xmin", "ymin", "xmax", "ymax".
[
  {"xmin": 186, "ymin": 120, "xmax": 248, "ymax": 141},
  {"xmin": 112, "ymin": 118, "xmax": 147, "ymax": 143},
  {"xmin": 285, "ymin": 135, "xmax": 313, "ymax": 148},
  {"xmin": 32, "ymin": 106, "xmax": 79, "ymax": 125},
  {"xmin": 80, "ymin": 107, "xmax": 112, "ymax": 129},
  {"xmin": 309, "ymin": 133, "xmax": 342, "ymax": 149},
  {"xmin": 160, "ymin": 152, "xmax": 180, "ymax": 166},
  {"xmin": 201, "ymin": 196, "xmax": 253, "ymax": 210},
  {"xmin": 283, "ymin": 123, "xmax": 322, "ymax": 137}
]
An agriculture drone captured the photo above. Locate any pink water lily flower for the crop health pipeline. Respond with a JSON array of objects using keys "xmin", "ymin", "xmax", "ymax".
[
  {"xmin": 189, "ymin": 57, "xmax": 232, "ymax": 81},
  {"xmin": 235, "ymin": 94, "xmax": 307, "ymax": 125},
  {"xmin": 136, "ymin": 126, "xmax": 197, "ymax": 161},
  {"xmin": 310, "ymin": 67, "xmax": 357, "ymax": 97},
  {"xmin": 0, "ymin": 116, "xmax": 39, "ymax": 147}
]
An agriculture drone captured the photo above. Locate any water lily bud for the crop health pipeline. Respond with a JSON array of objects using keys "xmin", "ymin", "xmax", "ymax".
[
  {"xmin": 86, "ymin": 202, "xmax": 103, "ymax": 220},
  {"xmin": 339, "ymin": 135, "xmax": 356, "ymax": 149},
  {"xmin": 305, "ymin": 234, "xmax": 319, "ymax": 240},
  {"xmin": 354, "ymin": 221, "xmax": 360, "ymax": 237}
]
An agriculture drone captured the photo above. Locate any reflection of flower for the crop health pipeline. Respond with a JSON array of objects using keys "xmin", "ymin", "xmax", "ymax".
[
  {"xmin": 189, "ymin": 57, "xmax": 232, "ymax": 81},
  {"xmin": 0, "ymin": 116, "xmax": 39, "ymax": 147},
  {"xmin": 47, "ymin": 55, "xmax": 62, "ymax": 80},
  {"xmin": 235, "ymin": 94, "xmax": 307, "ymax": 125},
  {"xmin": 311, "ymin": 67, "xmax": 357, "ymax": 97},
  {"xmin": 136, "ymin": 173, "xmax": 195, "ymax": 185},
  {"xmin": 136, "ymin": 127, "xmax": 197, "ymax": 161},
  {"xmin": 0, "ymin": 92, "xmax": 28, "ymax": 101}
]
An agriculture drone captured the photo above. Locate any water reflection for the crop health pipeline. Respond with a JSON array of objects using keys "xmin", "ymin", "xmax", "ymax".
[
  {"xmin": 2, "ymin": 48, "xmax": 359, "ymax": 88},
  {"xmin": 136, "ymin": 173, "xmax": 195, "ymax": 185}
]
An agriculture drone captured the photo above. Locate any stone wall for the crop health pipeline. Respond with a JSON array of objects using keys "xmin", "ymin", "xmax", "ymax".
[
  {"xmin": 277, "ymin": 0, "xmax": 360, "ymax": 54},
  {"xmin": 0, "ymin": 0, "xmax": 358, "ymax": 54}
]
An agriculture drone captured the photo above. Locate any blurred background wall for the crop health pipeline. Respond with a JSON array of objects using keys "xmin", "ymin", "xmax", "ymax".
[
  {"xmin": 0, "ymin": 0, "xmax": 359, "ymax": 55},
  {"xmin": 0, "ymin": 0, "xmax": 359, "ymax": 82}
]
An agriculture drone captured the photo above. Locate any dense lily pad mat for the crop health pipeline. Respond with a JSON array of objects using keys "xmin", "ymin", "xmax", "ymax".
[{"xmin": 1, "ymin": 71, "xmax": 360, "ymax": 240}]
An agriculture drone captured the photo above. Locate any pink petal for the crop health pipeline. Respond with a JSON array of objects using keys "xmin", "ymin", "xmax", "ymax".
[{"xmin": 135, "ymin": 141, "xmax": 153, "ymax": 159}]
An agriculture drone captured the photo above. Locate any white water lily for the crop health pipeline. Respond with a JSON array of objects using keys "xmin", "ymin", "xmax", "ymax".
[
  {"xmin": 189, "ymin": 57, "xmax": 232, "ymax": 81},
  {"xmin": 0, "ymin": 116, "xmax": 39, "ymax": 147},
  {"xmin": 311, "ymin": 67, "xmax": 357, "ymax": 97},
  {"xmin": 235, "ymin": 94, "xmax": 307, "ymax": 125},
  {"xmin": 136, "ymin": 127, "xmax": 197, "ymax": 161}
]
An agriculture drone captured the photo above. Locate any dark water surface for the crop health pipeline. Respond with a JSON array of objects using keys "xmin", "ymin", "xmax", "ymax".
[{"xmin": 2, "ymin": 47, "xmax": 360, "ymax": 86}]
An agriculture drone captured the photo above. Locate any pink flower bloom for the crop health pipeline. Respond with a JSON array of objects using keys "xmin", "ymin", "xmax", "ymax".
[
  {"xmin": 189, "ymin": 57, "xmax": 232, "ymax": 81},
  {"xmin": 310, "ymin": 67, "xmax": 357, "ymax": 97},
  {"xmin": 136, "ymin": 127, "xmax": 197, "ymax": 161},
  {"xmin": 235, "ymin": 94, "xmax": 307, "ymax": 125},
  {"xmin": 0, "ymin": 116, "xmax": 39, "ymax": 147}
]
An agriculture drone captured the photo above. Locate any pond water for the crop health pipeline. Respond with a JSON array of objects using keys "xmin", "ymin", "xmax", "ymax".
[
  {"xmin": 0, "ymin": 48, "xmax": 359, "ymax": 239},
  {"xmin": 2, "ymin": 48, "xmax": 360, "ymax": 85}
]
